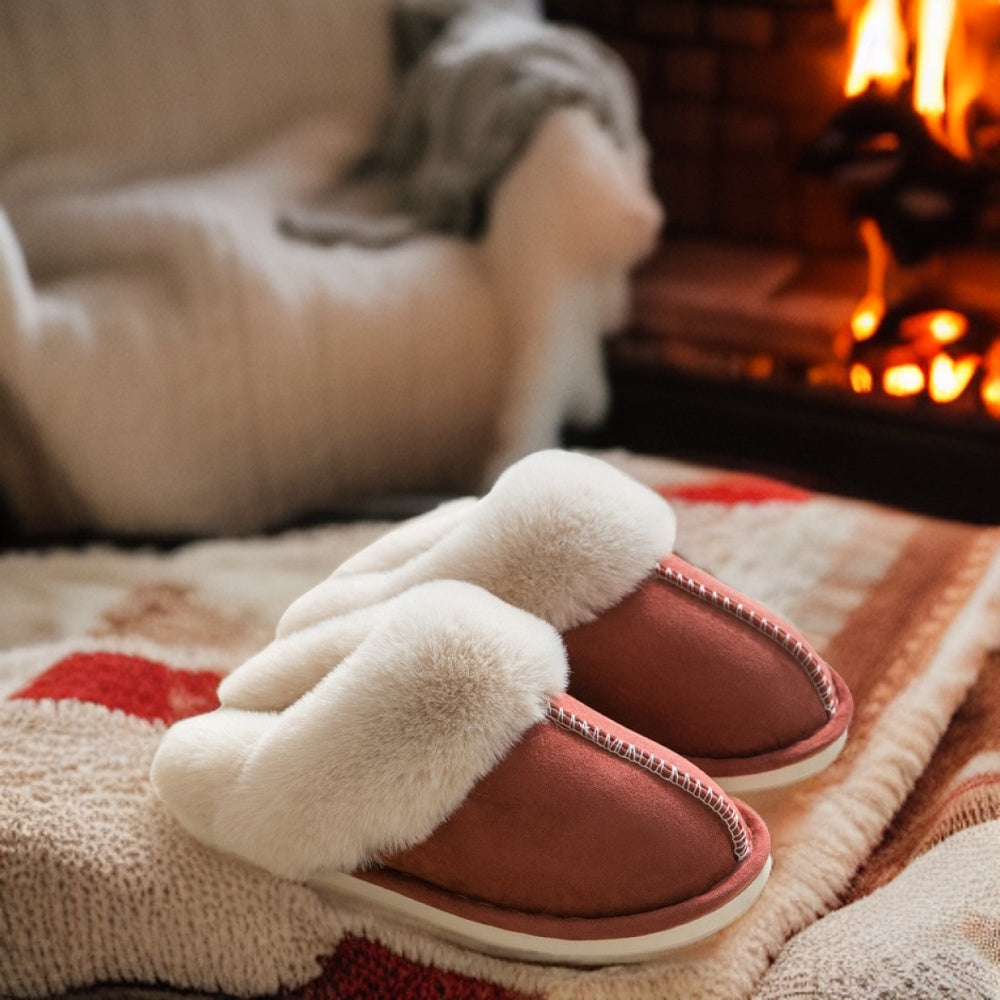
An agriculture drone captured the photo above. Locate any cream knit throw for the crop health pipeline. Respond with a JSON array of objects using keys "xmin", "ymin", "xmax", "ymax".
[{"xmin": 754, "ymin": 821, "xmax": 1000, "ymax": 999}]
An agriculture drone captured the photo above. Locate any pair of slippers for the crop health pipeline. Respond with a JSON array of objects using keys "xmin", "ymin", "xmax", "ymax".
[{"xmin": 151, "ymin": 451, "xmax": 853, "ymax": 966}]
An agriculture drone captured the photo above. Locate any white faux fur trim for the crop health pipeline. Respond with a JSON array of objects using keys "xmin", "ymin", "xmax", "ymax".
[
  {"xmin": 277, "ymin": 450, "xmax": 676, "ymax": 637},
  {"xmin": 332, "ymin": 497, "xmax": 477, "ymax": 578},
  {"xmin": 217, "ymin": 601, "xmax": 381, "ymax": 712},
  {"xmin": 151, "ymin": 581, "xmax": 567, "ymax": 881}
]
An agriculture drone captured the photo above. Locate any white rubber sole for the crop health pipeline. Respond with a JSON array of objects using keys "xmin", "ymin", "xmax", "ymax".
[
  {"xmin": 310, "ymin": 855, "xmax": 772, "ymax": 966},
  {"xmin": 714, "ymin": 730, "xmax": 849, "ymax": 797}
]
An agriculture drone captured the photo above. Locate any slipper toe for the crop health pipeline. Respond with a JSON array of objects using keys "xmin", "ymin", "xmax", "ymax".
[
  {"xmin": 564, "ymin": 555, "xmax": 853, "ymax": 794},
  {"xmin": 313, "ymin": 693, "xmax": 772, "ymax": 964}
]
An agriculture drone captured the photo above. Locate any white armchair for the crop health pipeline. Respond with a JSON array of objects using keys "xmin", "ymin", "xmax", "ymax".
[{"xmin": 0, "ymin": 0, "xmax": 661, "ymax": 537}]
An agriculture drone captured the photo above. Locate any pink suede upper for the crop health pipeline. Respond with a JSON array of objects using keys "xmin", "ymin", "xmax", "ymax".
[
  {"xmin": 563, "ymin": 554, "xmax": 846, "ymax": 769},
  {"xmin": 368, "ymin": 693, "xmax": 769, "ymax": 938}
]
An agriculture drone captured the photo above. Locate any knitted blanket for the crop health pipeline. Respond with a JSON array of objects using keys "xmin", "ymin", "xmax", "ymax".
[{"xmin": 2, "ymin": 450, "xmax": 999, "ymax": 999}]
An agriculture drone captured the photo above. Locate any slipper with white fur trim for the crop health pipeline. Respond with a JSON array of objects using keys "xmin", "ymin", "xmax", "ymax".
[
  {"xmin": 221, "ymin": 450, "xmax": 851, "ymax": 795},
  {"xmin": 153, "ymin": 580, "xmax": 771, "ymax": 965}
]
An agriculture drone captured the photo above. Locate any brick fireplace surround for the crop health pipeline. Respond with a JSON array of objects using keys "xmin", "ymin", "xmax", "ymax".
[{"xmin": 549, "ymin": 0, "xmax": 1000, "ymax": 523}]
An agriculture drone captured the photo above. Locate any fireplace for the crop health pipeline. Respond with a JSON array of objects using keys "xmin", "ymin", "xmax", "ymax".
[{"xmin": 548, "ymin": 0, "xmax": 1000, "ymax": 522}]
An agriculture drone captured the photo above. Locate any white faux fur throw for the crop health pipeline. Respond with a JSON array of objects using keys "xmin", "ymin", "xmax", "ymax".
[{"xmin": 0, "ymin": 0, "xmax": 662, "ymax": 537}]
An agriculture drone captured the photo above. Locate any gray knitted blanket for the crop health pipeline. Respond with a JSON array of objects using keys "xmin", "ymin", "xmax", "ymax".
[{"xmin": 279, "ymin": 5, "xmax": 644, "ymax": 245}]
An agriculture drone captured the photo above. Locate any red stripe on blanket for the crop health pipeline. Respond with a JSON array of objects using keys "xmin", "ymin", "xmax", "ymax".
[
  {"xmin": 291, "ymin": 934, "xmax": 539, "ymax": 999},
  {"xmin": 658, "ymin": 474, "xmax": 813, "ymax": 505},
  {"xmin": 8, "ymin": 651, "xmax": 222, "ymax": 724}
]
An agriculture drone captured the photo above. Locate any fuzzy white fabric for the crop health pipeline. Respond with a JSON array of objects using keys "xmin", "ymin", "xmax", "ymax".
[
  {"xmin": 333, "ymin": 496, "xmax": 478, "ymax": 576},
  {"xmin": 217, "ymin": 585, "xmax": 452, "ymax": 713},
  {"xmin": 152, "ymin": 580, "xmax": 568, "ymax": 879},
  {"xmin": 268, "ymin": 449, "xmax": 675, "ymax": 643},
  {"xmin": 0, "ymin": 0, "xmax": 661, "ymax": 537}
]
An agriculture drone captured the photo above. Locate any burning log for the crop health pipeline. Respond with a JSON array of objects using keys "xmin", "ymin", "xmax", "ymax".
[
  {"xmin": 967, "ymin": 98, "xmax": 1000, "ymax": 169},
  {"xmin": 847, "ymin": 292, "xmax": 1000, "ymax": 411},
  {"xmin": 800, "ymin": 90, "xmax": 992, "ymax": 266}
]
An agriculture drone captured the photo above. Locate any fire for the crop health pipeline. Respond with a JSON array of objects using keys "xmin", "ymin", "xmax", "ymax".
[
  {"xmin": 851, "ymin": 295, "xmax": 885, "ymax": 341},
  {"xmin": 983, "ymin": 343, "xmax": 1000, "ymax": 417},
  {"xmin": 835, "ymin": 3, "xmax": 1000, "ymax": 418},
  {"xmin": 850, "ymin": 362, "xmax": 875, "ymax": 392},
  {"xmin": 844, "ymin": 0, "xmax": 909, "ymax": 97},
  {"xmin": 883, "ymin": 362, "xmax": 926, "ymax": 395},
  {"xmin": 899, "ymin": 308, "xmax": 970, "ymax": 344},
  {"xmin": 927, "ymin": 309, "xmax": 968, "ymax": 344},
  {"xmin": 843, "ymin": 0, "xmax": 1000, "ymax": 155},
  {"xmin": 851, "ymin": 219, "xmax": 889, "ymax": 342},
  {"xmin": 983, "ymin": 373, "xmax": 1000, "ymax": 417},
  {"xmin": 913, "ymin": 0, "xmax": 955, "ymax": 117},
  {"xmin": 928, "ymin": 352, "xmax": 980, "ymax": 401}
]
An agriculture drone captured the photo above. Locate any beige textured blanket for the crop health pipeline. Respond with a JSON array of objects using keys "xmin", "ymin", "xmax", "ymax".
[{"xmin": 2, "ymin": 451, "xmax": 999, "ymax": 999}]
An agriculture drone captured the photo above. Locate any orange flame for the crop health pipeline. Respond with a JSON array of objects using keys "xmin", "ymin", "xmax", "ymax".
[
  {"xmin": 982, "ymin": 342, "xmax": 1000, "ymax": 417},
  {"xmin": 851, "ymin": 295, "xmax": 885, "ymax": 341},
  {"xmin": 845, "ymin": 0, "xmax": 909, "ymax": 97},
  {"xmin": 899, "ymin": 308, "xmax": 970, "ymax": 345},
  {"xmin": 851, "ymin": 219, "xmax": 889, "ymax": 342},
  {"xmin": 928, "ymin": 352, "xmax": 980, "ymax": 401},
  {"xmin": 913, "ymin": 0, "xmax": 957, "ymax": 125},
  {"xmin": 982, "ymin": 374, "xmax": 1000, "ymax": 417},
  {"xmin": 927, "ymin": 309, "xmax": 969, "ymax": 344},
  {"xmin": 850, "ymin": 362, "xmax": 875, "ymax": 391},
  {"xmin": 843, "ymin": 0, "xmax": 1000, "ymax": 157}
]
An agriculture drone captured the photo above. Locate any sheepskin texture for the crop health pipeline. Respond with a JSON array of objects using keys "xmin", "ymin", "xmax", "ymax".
[
  {"xmin": 0, "ymin": 0, "xmax": 662, "ymax": 537},
  {"xmin": 332, "ymin": 496, "xmax": 478, "ymax": 577},
  {"xmin": 151, "ymin": 580, "xmax": 567, "ymax": 880},
  {"xmin": 273, "ymin": 449, "xmax": 676, "ymax": 639},
  {"xmin": 218, "ymin": 590, "xmax": 435, "ymax": 713}
]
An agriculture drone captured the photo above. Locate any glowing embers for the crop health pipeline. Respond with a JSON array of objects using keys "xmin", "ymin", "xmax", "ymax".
[
  {"xmin": 883, "ymin": 361, "xmax": 926, "ymax": 396},
  {"xmin": 847, "ymin": 293, "xmax": 999, "ymax": 413},
  {"xmin": 928, "ymin": 351, "xmax": 979, "ymax": 402},
  {"xmin": 849, "ymin": 362, "xmax": 876, "ymax": 393},
  {"xmin": 902, "ymin": 308, "xmax": 968, "ymax": 345},
  {"xmin": 981, "ymin": 342, "xmax": 1000, "ymax": 417}
]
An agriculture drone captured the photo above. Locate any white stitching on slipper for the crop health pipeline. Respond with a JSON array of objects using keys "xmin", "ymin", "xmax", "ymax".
[
  {"xmin": 545, "ymin": 701, "xmax": 752, "ymax": 862},
  {"xmin": 654, "ymin": 562, "xmax": 839, "ymax": 718}
]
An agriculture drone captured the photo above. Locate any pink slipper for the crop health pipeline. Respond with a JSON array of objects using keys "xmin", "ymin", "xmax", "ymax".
[
  {"xmin": 563, "ymin": 553, "xmax": 852, "ymax": 794},
  {"xmin": 220, "ymin": 451, "xmax": 852, "ymax": 794},
  {"xmin": 152, "ymin": 581, "xmax": 771, "ymax": 965}
]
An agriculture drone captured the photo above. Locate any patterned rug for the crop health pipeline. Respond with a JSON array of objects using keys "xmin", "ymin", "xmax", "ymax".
[{"xmin": 2, "ymin": 451, "xmax": 998, "ymax": 999}]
